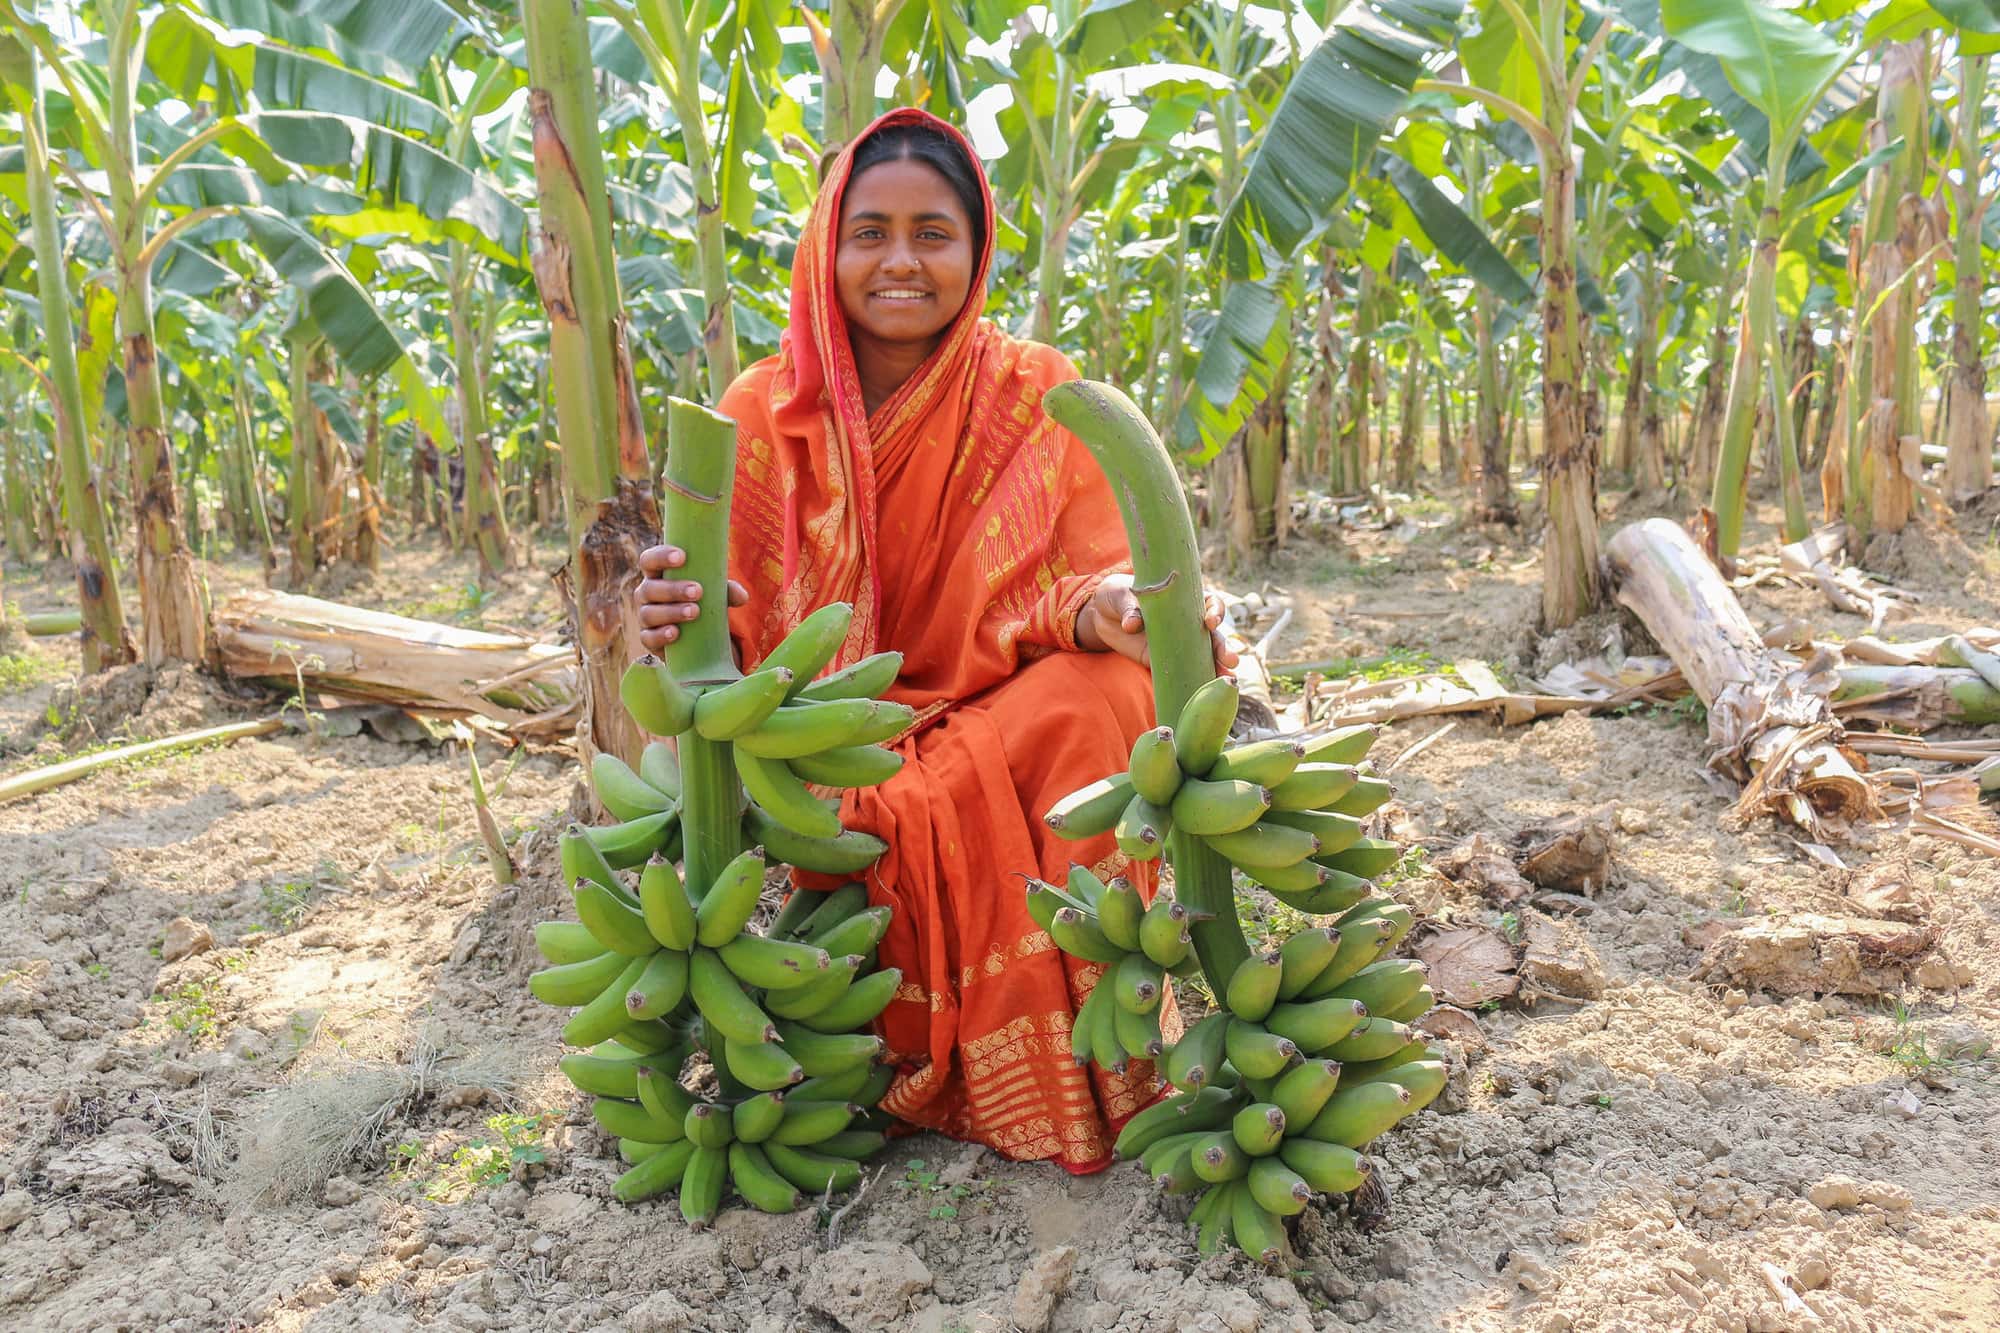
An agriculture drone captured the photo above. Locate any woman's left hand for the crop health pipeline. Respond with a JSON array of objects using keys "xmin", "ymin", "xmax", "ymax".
[{"xmin": 1076, "ymin": 574, "xmax": 1239, "ymax": 675}]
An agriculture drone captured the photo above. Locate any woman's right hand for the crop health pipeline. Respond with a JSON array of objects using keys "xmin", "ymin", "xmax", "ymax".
[{"xmin": 635, "ymin": 545, "xmax": 748, "ymax": 654}]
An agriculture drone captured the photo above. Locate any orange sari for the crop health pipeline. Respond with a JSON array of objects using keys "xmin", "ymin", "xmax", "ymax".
[{"xmin": 720, "ymin": 109, "xmax": 1172, "ymax": 1172}]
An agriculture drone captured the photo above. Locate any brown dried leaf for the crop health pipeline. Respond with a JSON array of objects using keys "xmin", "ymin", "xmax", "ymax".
[
  {"xmin": 1413, "ymin": 927, "xmax": 1519, "ymax": 1009},
  {"xmin": 1414, "ymin": 1005, "xmax": 1487, "ymax": 1051},
  {"xmin": 1436, "ymin": 833, "xmax": 1532, "ymax": 905},
  {"xmin": 1515, "ymin": 810, "xmax": 1615, "ymax": 894}
]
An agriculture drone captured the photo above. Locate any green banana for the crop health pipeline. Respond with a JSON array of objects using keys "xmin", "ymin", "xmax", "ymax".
[
  {"xmin": 563, "ymin": 956, "xmax": 653, "ymax": 1047},
  {"xmin": 729, "ymin": 1141, "xmax": 803, "ymax": 1213},
  {"xmin": 759, "ymin": 603, "xmax": 854, "ymax": 697},
  {"xmin": 534, "ymin": 921, "xmax": 604, "ymax": 965},
  {"xmin": 763, "ymin": 1141, "xmax": 863, "ymax": 1194},
  {"xmin": 1328, "ymin": 774, "xmax": 1392, "ymax": 817},
  {"xmin": 1303, "ymin": 1080, "xmax": 1414, "ymax": 1148},
  {"xmin": 1223, "ymin": 951, "xmax": 1285, "ymax": 1022},
  {"xmin": 1319, "ymin": 837, "xmax": 1400, "ymax": 879},
  {"xmin": 592, "ymin": 752, "xmax": 674, "ymax": 821},
  {"xmin": 1044, "ymin": 771, "xmax": 1136, "ymax": 839},
  {"xmin": 692, "ymin": 667, "xmax": 793, "ymax": 740},
  {"xmin": 1070, "ymin": 983, "xmax": 1103, "ymax": 1067},
  {"xmin": 1049, "ymin": 908, "xmax": 1124, "ymax": 964},
  {"xmin": 612, "ymin": 1139, "xmax": 696, "ymax": 1202},
  {"xmin": 718, "ymin": 933, "xmax": 831, "ymax": 990},
  {"xmin": 1113, "ymin": 793, "xmax": 1169, "ymax": 861},
  {"xmin": 1161, "ymin": 1011, "xmax": 1229, "ymax": 1091},
  {"xmin": 1276, "ymin": 929, "xmax": 1340, "ymax": 1001},
  {"xmin": 796, "ymin": 650, "xmax": 902, "ymax": 703},
  {"xmin": 1267, "ymin": 763, "xmax": 1359, "ymax": 812},
  {"xmin": 1137, "ymin": 897, "xmax": 1192, "ymax": 968},
  {"xmin": 1084, "ymin": 977, "xmax": 1124, "ymax": 1072},
  {"xmin": 1195, "ymin": 1181, "xmax": 1239, "ymax": 1254},
  {"xmin": 1335, "ymin": 898, "xmax": 1415, "ymax": 952},
  {"xmin": 797, "ymin": 966, "xmax": 900, "ymax": 1033},
  {"xmin": 1383, "ymin": 1059, "xmax": 1448, "ymax": 1111},
  {"xmin": 575, "ymin": 882, "xmax": 660, "ymax": 957},
  {"xmin": 815, "ymin": 1130, "xmax": 888, "ymax": 1160},
  {"xmin": 624, "ymin": 948, "xmax": 690, "ymax": 1021},
  {"xmin": 809, "ymin": 904, "xmax": 893, "ymax": 957},
  {"xmin": 745, "ymin": 807, "xmax": 887, "ymax": 874},
  {"xmin": 1095, "ymin": 877, "xmax": 1144, "ymax": 951},
  {"xmin": 1231, "ymin": 1102, "xmax": 1287, "ymax": 1156},
  {"xmin": 636, "ymin": 1066, "xmax": 697, "ymax": 1124},
  {"xmin": 1262, "ymin": 808, "xmax": 1364, "ymax": 853},
  {"xmin": 1278, "ymin": 1138, "xmax": 1370, "ymax": 1194},
  {"xmin": 1270, "ymin": 1058, "xmax": 1341, "ymax": 1129},
  {"xmin": 561, "ymin": 825, "xmax": 625, "ymax": 894},
  {"xmin": 764, "ymin": 955, "xmax": 863, "ymax": 1020},
  {"xmin": 839, "ymin": 701, "xmax": 917, "ymax": 746},
  {"xmin": 1202, "ymin": 821, "xmax": 1319, "ymax": 870},
  {"xmin": 679, "ymin": 1145, "xmax": 728, "ymax": 1229},
  {"xmin": 1207, "ymin": 739, "xmax": 1305, "ymax": 787},
  {"xmin": 1024, "ymin": 881, "xmax": 1067, "ymax": 933},
  {"xmin": 790, "ymin": 1064, "xmax": 872, "ymax": 1103},
  {"xmin": 1268, "ymin": 869, "xmax": 1375, "ymax": 916},
  {"xmin": 1326, "ymin": 959, "xmax": 1428, "ymax": 1018},
  {"xmin": 1141, "ymin": 1130, "xmax": 1208, "ymax": 1194},
  {"xmin": 1172, "ymin": 676, "xmax": 1239, "ymax": 777},
  {"xmin": 793, "ymin": 883, "xmax": 870, "ymax": 940},
  {"xmin": 1378, "ymin": 984, "xmax": 1436, "ymax": 1024},
  {"xmin": 614, "ymin": 1021, "xmax": 683, "ymax": 1058},
  {"xmin": 1300, "ymin": 723, "xmax": 1378, "ymax": 765},
  {"xmin": 530, "ymin": 950, "xmax": 629, "ymax": 1007},
  {"xmin": 1240, "ymin": 858, "xmax": 1332, "ymax": 895},
  {"xmin": 1112, "ymin": 1084, "xmax": 1240, "ymax": 1160},
  {"xmin": 579, "ymin": 810, "xmax": 678, "ymax": 870},
  {"xmin": 1331, "ymin": 1040, "xmax": 1437, "ymax": 1087},
  {"xmin": 737, "ymin": 747, "xmax": 843, "ymax": 839},
  {"xmin": 721, "ymin": 1034, "xmax": 806, "ymax": 1091},
  {"xmin": 1230, "ymin": 1184, "xmax": 1288, "ymax": 1264},
  {"xmin": 1111, "ymin": 951, "xmax": 1164, "ymax": 1014},
  {"xmin": 1065, "ymin": 864, "xmax": 1107, "ymax": 910},
  {"xmin": 1112, "ymin": 998, "xmax": 1163, "ymax": 1060},
  {"xmin": 637, "ymin": 856, "xmax": 697, "ymax": 951},
  {"xmin": 594, "ymin": 1095, "xmax": 685, "ymax": 1144},
  {"xmin": 690, "ymin": 948, "xmax": 777, "ymax": 1044},
  {"xmin": 1224, "ymin": 1020, "xmax": 1299, "ymax": 1079},
  {"xmin": 771, "ymin": 1100, "xmax": 857, "ymax": 1146},
  {"xmin": 736, "ymin": 698, "xmax": 880, "ymax": 759},
  {"xmin": 1128, "ymin": 726, "xmax": 1182, "ymax": 804},
  {"xmin": 639, "ymin": 740, "xmax": 683, "ymax": 801},
  {"xmin": 853, "ymin": 1064, "xmax": 894, "ymax": 1107},
  {"xmin": 1323, "ymin": 1018, "xmax": 1415, "ymax": 1063},
  {"xmin": 559, "ymin": 1050, "xmax": 645, "ymax": 1099},
  {"xmin": 788, "ymin": 744, "xmax": 904, "ymax": 788},
  {"xmin": 774, "ymin": 1022, "xmax": 884, "ymax": 1078},
  {"xmin": 1171, "ymin": 777, "xmax": 1272, "ymax": 836},
  {"xmin": 619, "ymin": 657, "xmax": 697, "ymax": 738},
  {"xmin": 1298, "ymin": 920, "xmax": 1398, "ymax": 999},
  {"xmin": 682, "ymin": 1101, "xmax": 735, "ymax": 1150},
  {"xmin": 1190, "ymin": 1131, "xmax": 1250, "ymax": 1183},
  {"xmin": 1264, "ymin": 997, "xmax": 1370, "ymax": 1053},
  {"xmin": 694, "ymin": 849, "xmax": 767, "ymax": 947},
  {"xmin": 1247, "ymin": 1156, "xmax": 1314, "ymax": 1216}
]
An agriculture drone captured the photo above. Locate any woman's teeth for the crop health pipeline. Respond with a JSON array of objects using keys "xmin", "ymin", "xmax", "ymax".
[{"xmin": 873, "ymin": 290, "xmax": 930, "ymax": 300}]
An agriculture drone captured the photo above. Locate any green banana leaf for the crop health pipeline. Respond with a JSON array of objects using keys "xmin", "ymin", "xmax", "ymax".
[
  {"xmin": 1659, "ymin": 0, "xmax": 1850, "ymax": 146},
  {"xmin": 1379, "ymin": 150, "xmax": 1535, "ymax": 304},
  {"xmin": 1175, "ymin": 272, "xmax": 1295, "ymax": 461}
]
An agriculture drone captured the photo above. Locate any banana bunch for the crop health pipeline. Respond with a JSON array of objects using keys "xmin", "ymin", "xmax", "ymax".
[
  {"xmin": 1045, "ymin": 679, "xmax": 1399, "ymax": 910},
  {"xmin": 619, "ymin": 602, "xmax": 914, "ymax": 874},
  {"xmin": 1026, "ymin": 865, "xmax": 1204, "ymax": 1074}
]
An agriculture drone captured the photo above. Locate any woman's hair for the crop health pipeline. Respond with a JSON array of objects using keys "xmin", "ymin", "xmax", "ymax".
[{"xmin": 848, "ymin": 121, "xmax": 988, "ymax": 260}]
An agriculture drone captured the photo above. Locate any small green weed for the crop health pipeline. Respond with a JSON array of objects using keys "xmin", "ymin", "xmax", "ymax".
[
  {"xmin": 0, "ymin": 652, "xmax": 63, "ymax": 693},
  {"xmin": 897, "ymin": 1157, "xmax": 984, "ymax": 1220},
  {"xmin": 397, "ymin": 579, "xmax": 500, "ymax": 627},
  {"xmin": 1876, "ymin": 999, "xmax": 1996, "ymax": 1082},
  {"xmin": 390, "ymin": 1112, "xmax": 552, "ymax": 1200}
]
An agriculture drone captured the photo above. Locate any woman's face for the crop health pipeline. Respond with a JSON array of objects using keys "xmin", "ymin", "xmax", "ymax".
[{"xmin": 834, "ymin": 156, "xmax": 977, "ymax": 354}]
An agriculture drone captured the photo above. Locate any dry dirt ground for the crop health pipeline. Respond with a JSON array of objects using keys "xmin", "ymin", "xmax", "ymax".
[{"xmin": 2, "ymin": 496, "xmax": 1997, "ymax": 1333}]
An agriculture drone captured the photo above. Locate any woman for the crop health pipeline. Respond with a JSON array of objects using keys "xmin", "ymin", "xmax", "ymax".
[{"xmin": 635, "ymin": 108, "xmax": 1234, "ymax": 1174}]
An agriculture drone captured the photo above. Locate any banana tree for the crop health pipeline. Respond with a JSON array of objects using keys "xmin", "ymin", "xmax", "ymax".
[
  {"xmin": 1934, "ymin": 15, "xmax": 1999, "ymax": 499},
  {"xmin": 1, "ymin": 32, "xmax": 136, "ymax": 669}
]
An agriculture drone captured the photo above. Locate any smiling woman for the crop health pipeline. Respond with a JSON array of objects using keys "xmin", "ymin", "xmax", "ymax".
[{"xmin": 633, "ymin": 108, "xmax": 1234, "ymax": 1172}]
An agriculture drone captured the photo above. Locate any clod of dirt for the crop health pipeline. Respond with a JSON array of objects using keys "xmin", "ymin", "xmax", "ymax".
[
  {"xmin": 1414, "ymin": 1004, "xmax": 1487, "ymax": 1050},
  {"xmin": 1516, "ymin": 809, "xmax": 1615, "ymax": 894},
  {"xmin": 45, "ymin": 1132, "xmax": 196, "ymax": 1195},
  {"xmin": 1518, "ymin": 912, "xmax": 1607, "ymax": 1000},
  {"xmin": 1847, "ymin": 863, "xmax": 1929, "ymax": 923},
  {"xmin": 1694, "ymin": 914, "xmax": 1939, "ymax": 996},
  {"xmin": 159, "ymin": 916, "xmax": 215, "ymax": 963},
  {"xmin": 625, "ymin": 1289, "xmax": 697, "ymax": 1332},
  {"xmin": 0, "ymin": 1191, "xmax": 32, "ymax": 1231},
  {"xmin": 1414, "ymin": 927, "xmax": 1519, "ymax": 1008},
  {"xmin": 1436, "ymin": 833, "xmax": 1532, "ymax": 904},
  {"xmin": 1010, "ymin": 1245, "xmax": 1078, "ymax": 1332},
  {"xmin": 803, "ymin": 1242, "xmax": 934, "ymax": 1329}
]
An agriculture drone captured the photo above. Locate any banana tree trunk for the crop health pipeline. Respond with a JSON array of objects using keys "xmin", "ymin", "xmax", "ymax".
[
  {"xmin": 1943, "ymin": 51, "xmax": 1992, "ymax": 502},
  {"xmin": 1473, "ymin": 291, "xmax": 1513, "ymax": 522},
  {"xmin": 814, "ymin": 0, "xmax": 907, "ymax": 147},
  {"xmin": 356, "ymin": 382, "xmax": 383, "ymax": 572},
  {"xmin": 1436, "ymin": 372, "xmax": 1458, "ymax": 486},
  {"xmin": 287, "ymin": 332, "xmax": 321, "ymax": 584},
  {"xmin": 1393, "ymin": 349, "xmax": 1423, "ymax": 492},
  {"xmin": 1538, "ymin": 137, "xmax": 1601, "ymax": 626},
  {"xmin": 11, "ymin": 48, "xmax": 132, "ymax": 671},
  {"xmin": 1613, "ymin": 344, "xmax": 1643, "ymax": 479},
  {"xmin": 524, "ymin": 0, "xmax": 662, "ymax": 772},
  {"xmin": 1335, "ymin": 267, "xmax": 1375, "ymax": 496},
  {"xmin": 449, "ymin": 245, "xmax": 512, "ymax": 579},
  {"xmin": 1241, "ymin": 346, "xmax": 1292, "ymax": 557}
]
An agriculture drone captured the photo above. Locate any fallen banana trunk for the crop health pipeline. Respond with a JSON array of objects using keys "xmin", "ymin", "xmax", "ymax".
[
  {"xmin": 24, "ymin": 610, "xmax": 83, "ymax": 636},
  {"xmin": 1832, "ymin": 665, "xmax": 2000, "ymax": 728},
  {"xmin": 0, "ymin": 716, "xmax": 285, "ymax": 805},
  {"xmin": 211, "ymin": 590, "xmax": 579, "ymax": 739},
  {"xmin": 1607, "ymin": 518, "xmax": 1878, "ymax": 835}
]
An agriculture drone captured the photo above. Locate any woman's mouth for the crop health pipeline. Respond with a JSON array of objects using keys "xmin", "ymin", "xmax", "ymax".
[{"xmin": 870, "ymin": 289, "xmax": 933, "ymax": 302}]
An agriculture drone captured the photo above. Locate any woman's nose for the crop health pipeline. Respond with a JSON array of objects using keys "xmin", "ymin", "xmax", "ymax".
[{"xmin": 880, "ymin": 243, "xmax": 920, "ymax": 274}]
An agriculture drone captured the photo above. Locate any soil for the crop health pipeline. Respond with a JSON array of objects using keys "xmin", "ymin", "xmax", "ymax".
[{"xmin": 3, "ymin": 497, "xmax": 1997, "ymax": 1333}]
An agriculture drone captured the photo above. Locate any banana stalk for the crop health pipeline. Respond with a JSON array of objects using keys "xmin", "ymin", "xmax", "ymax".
[
  {"xmin": 1041, "ymin": 381, "xmax": 1250, "ymax": 990},
  {"xmin": 661, "ymin": 398, "xmax": 746, "ymax": 895}
]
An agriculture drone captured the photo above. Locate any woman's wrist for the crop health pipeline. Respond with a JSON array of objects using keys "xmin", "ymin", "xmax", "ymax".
[{"xmin": 1072, "ymin": 603, "xmax": 1102, "ymax": 652}]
